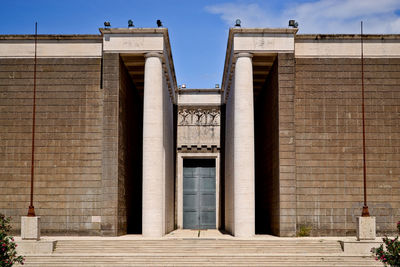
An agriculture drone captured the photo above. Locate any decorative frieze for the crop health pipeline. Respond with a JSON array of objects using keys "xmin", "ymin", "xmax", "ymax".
[
  {"xmin": 177, "ymin": 145, "xmax": 220, "ymax": 153},
  {"xmin": 178, "ymin": 107, "xmax": 220, "ymax": 126}
]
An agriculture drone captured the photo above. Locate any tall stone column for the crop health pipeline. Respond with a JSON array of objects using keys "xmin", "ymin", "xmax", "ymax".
[
  {"xmin": 233, "ymin": 52, "xmax": 255, "ymax": 237},
  {"xmin": 142, "ymin": 52, "xmax": 164, "ymax": 237}
]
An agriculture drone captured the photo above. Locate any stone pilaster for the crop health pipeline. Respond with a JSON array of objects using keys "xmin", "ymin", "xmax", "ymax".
[
  {"xmin": 101, "ymin": 53, "xmax": 120, "ymax": 236},
  {"xmin": 233, "ymin": 53, "xmax": 255, "ymax": 237},
  {"xmin": 278, "ymin": 53, "xmax": 297, "ymax": 236},
  {"xmin": 142, "ymin": 52, "xmax": 164, "ymax": 237}
]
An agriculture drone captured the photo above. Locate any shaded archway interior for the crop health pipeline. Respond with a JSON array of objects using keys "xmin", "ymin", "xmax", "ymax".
[
  {"xmin": 253, "ymin": 54, "xmax": 280, "ymax": 235},
  {"xmin": 119, "ymin": 54, "xmax": 144, "ymax": 234}
]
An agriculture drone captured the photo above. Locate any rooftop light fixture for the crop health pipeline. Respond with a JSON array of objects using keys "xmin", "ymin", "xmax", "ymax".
[
  {"xmin": 215, "ymin": 84, "xmax": 220, "ymax": 88},
  {"xmin": 235, "ymin": 19, "xmax": 241, "ymax": 27},
  {"xmin": 288, "ymin": 20, "xmax": 298, "ymax": 28},
  {"xmin": 104, "ymin": 21, "xmax": 111, "ymax": 27},
  {"xmin": 181, "ymin": 84, "xmax": 186, "ymax": 89},
  {"xmin": 157, "ymin": 20, "xmax": 163, "ymax": 27},
  {"xmin": 128, "ymin": 20, "xmax": 134, "ymax": 28}
]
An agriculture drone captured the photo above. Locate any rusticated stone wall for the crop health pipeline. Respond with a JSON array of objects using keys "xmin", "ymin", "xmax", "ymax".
[
  {"xmin": 277, "ymin": 53, "xmax": 297, "ymax": 236},
  {"xmin": 0, "ymin": 57, "xmax": 103, "ymax": 235},
  {"xmin": 295, "ymin": 57, "xmax": 400, "ymax": 236},
  {"xmin": 101, "ymin": 53, "xmax": 143, "ymax": 236},
  {"xmin": 255, "ymin": 53, "xmax": 297, "ymax": 237}
]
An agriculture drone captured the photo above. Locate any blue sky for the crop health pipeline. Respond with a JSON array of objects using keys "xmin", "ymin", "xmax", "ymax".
[{"xmin": 1, "ymin": 0, "xmax": 400, "ymax": 88}]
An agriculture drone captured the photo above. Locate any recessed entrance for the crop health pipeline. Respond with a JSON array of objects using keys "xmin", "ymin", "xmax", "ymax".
[{"xmin": 183, "ymin": 159, "xmax": 216, "ymax": 229}]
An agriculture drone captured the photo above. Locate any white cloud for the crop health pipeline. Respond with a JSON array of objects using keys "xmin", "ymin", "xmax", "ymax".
[
  {"xmin": 205, "ymin": 0, "xmax": 400, "ymax": 33},
  {"xmin": 205, "ymin": 3, "xmax": 271, "ymax": 28}
]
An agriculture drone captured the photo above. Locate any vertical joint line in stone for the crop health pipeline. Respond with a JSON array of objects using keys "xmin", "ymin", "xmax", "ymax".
[{"xmin": 100, "ymin": 41, "xmax": 104, "ymax": 89}]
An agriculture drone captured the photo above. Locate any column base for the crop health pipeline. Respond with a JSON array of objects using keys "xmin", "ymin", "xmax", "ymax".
[
  {"xmin": 21, "ymin": 216, "xmax": 40, "ymax": 240},
  {"xmin": 356, "ymin": 216, "xmax": 376, "ymax": 241}
]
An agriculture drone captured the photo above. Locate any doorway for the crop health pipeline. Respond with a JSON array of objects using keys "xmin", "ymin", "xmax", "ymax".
[{"xmin": 182, "ymin": 159, "xmax": 216, "ymax": 229}]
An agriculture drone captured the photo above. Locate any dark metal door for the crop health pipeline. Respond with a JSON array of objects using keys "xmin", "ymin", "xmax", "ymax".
[{"xmin": 183, "ymin": 159, "xmax": 216, "ymax": 229}]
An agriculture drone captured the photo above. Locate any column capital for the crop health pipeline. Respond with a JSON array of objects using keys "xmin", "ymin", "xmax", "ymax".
[
  {"xmin": 234, "ymin": 52, "xmax": 253, "ymax": 59},
  {"xmin": 145, "ymin": 52, "xmax": 163, "ymax": 59}
]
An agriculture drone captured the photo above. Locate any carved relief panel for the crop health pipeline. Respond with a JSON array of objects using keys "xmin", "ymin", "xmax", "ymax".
[
  {"xmin": 178, "ymin": 107, "xmax": 220, "ymax": 126},
  {"xmin": 177, "ymin": 106, "xmax": 221, "ymax": 148}
]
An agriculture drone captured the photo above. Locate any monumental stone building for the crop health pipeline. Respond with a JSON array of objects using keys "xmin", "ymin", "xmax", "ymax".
[{"xmin": 0, "ymin": 27, "xmax": 399, "ymax": 237}]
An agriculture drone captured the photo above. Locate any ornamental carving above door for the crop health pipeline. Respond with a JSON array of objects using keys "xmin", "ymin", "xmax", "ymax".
[{"xmin": 178, "ymin": 108, "xmax": 220, "ymax": 126}]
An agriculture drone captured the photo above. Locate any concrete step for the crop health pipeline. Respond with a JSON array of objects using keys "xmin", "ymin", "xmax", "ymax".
[
  {"xmin": 23, "ymin": 254, "xmax": 380, "ymax": 267},
  {"xmin": 20, "ymin": 239, "xmax": 380, "ymax": 266},
  {"xmin": 54, "ymin": 239, "xmax": 343, "ymax": 254}
]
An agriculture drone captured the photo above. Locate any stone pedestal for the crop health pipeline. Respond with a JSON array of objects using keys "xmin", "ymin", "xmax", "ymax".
[
  {"xmin": 21, "ymin": 216, "xmax": 40, "ymax": 240},
  {"xmin": 356, "ymin": 216, "xmax": 376, "ymax": 240}
]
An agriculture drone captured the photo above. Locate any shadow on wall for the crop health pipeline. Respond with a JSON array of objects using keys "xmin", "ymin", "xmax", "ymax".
[
  {"xmin": 254, "ymin": 59, "xmax": 279, "ymax": 235},
  {"xmin": 119, "ymin": 62, "xmax": 143, "ymax": 234}
]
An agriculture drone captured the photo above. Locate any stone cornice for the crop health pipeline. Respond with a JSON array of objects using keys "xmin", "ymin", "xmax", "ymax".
[
  {"xmin": 99, "ymin": 28, "xmax": 167, "ymax": 34},
  {"xmin": 229, "ymin": 28, "xmax": 299, "ymax": 35},
  {"xmin": 0, "ymin": 35, "xmax": 102, "ymax": 40},
  {"xmin": 296, "ymin": 34, "xmax": 400, "ymax": 40}
]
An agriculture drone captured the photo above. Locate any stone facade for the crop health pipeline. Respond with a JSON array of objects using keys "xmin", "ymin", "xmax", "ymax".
[
  {"xmin": 0, "ymin": 56, "xmax": 103, "ymax": 235},
  {"xmin": 222, "ymin": 29, "xmax": 400, "ymax": 237},
  {"xmin": 294, "ymin": 57, "xmax": 400, "ymax": 236},
  {"xmin": 0, "ymin": 28, "xmax": 399, "ymax": 237}
]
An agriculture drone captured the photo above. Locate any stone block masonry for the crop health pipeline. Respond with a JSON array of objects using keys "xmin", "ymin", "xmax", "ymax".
[
  {"xmin": 255, "ymin": 53, "xmax": 297, "ymax": 237},
  {"xmin": 0, "ymin": 57, "xmax": 103, "ymax": 235},
  {"xmin": 0, "ymin": 29, "xmax": 177, "ymax": 237},
  {"xmin": 295, "ymin": 57, "xmax": 400, "ymax": 236},
  {"xmin": 101, "ymin": 53, "xmax": 144, "ymax": 236},
  {"xmin": 1, "ymin": 29, "xmax": 399, "ymax": 238},
  {"xmin": 278, "ymin": 53, "xmax": 297, "ymax": 237},
  {"xmin": 101, "ymin": 53, "xmax": 119, "ymax": 236}
]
